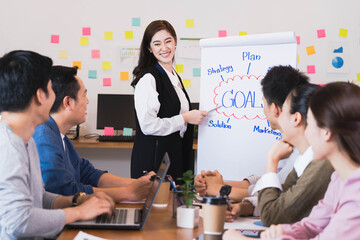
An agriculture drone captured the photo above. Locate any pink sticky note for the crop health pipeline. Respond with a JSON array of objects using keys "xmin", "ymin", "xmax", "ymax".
[
  {"xmin": 296, "ymin": 36, "xmax": 300, "ymax": 45},
  {"xmin": 51, "ymin": 35, "xmax": 59, "ymax": 44},
  {"xmin": 317, "ymin": 29, "xmax": 326, "ymax": 38},
  {"xmin": 218, "ymin": 30, "xmax": 227, "ymax": 37},
  {"xmin": 91, "ymin": 50, "xmax": 100, "ymax": 58},
  {"xmin": 82, "ymin": 27, "xmax": 91, "ymax": 36},
  {"xmin": 307, "ymin": 65, "xmax": 316, "ymax": 74},
  {"xmin": 104, "ymin": 127, "xmax": 114, "ymax": 136},
  {"xmin": 103, "ymin": 78, "xmax": 111, "ymax": 86}
]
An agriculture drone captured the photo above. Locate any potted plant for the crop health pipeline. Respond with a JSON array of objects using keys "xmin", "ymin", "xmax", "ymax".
[{"xmin": 176, "ymin": 170, "xmax": 200, "ymax": 229}]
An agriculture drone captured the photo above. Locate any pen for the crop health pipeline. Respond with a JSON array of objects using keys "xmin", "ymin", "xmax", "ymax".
[
  {"xmin": 207, "ymin": 105, "xmax": 222, "ymax": 113},
  {"xmin": 168, "ymin": 177, "xmax": 185, "ymax": 205}
]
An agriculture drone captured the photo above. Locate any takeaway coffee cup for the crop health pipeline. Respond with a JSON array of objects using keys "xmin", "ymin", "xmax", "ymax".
[
  {"xmin": 201, "ymin": 196, "xmax": 227, "ymax": 235},
  {"xmin": 153, "ymin": 175, "xmax": 170, "ymax": 207}
]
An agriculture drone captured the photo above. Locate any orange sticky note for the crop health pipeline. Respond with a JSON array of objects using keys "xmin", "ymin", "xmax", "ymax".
[
  {"xmin": 186, "ymin": 19, "xmax": 194, "ymax": 28},
  {"xmin": 306, "ymin": 46, "xmax": 315, "ymax": 55},
  {"xmin": 73, "ymin": 61, "xmax": 81, "ymax": 70},
  {"xmin": 104, "ymin": 127, "xmax": 114, "ymax": 136},
  {"xmin": 102, "ymin": 62, "xmax": 111, "ymax": 70},
  {"xmin": 80, "ymin": 37, "xmax": 89, "ymax": 45},
  {"xmin": 51, "ymin": 35, "xmax": 59, "ymax": 44},
  {"xmin": 125, "ymin": 31, "xmax": 133, "ymax": 39},
  {"xmin": 58, "ymin": 50, "xmax": 68, "ymax": 59},
  {"xmin": 120, "ymin": 72, "xmax": 129, "ymax": 80},
  {"xmin": 91, "ymin": 50, "xmax": 100, "ymax": 58},
  {"xmin": 103, "ymin": 78, "xmax": 112, "ymax": 86},
  {"xmin": 182, "ymin": 79, "xmax": 191, "ymax": 88},
  {"xmin": 339, "ymin": 28, "xmax": 348, "ymax": 38},
  {"xmin": 218, "ymin": 30, "xmax": 227, "ymax": 37},
  {"xmin": 175, "ymin": 64, "xmax": 184, "ymax": 73},
  {"xmin": 357, "ymin": 73, "xmax": 360, "ymax": 82},
  {"xmin": 307, "ymin": 65, "xmax": 315, "ymax": 74},
  {"xmin": 104, "ymin": 31, "xmax": 113, "ymax": 40},
  {"xmin": 239, "ymin": 32, "xmax": 247, "ymax": 36}
]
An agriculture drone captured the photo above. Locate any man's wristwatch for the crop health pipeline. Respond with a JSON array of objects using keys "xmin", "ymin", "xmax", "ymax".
[
  {"xmin": 72, "ymin": 192, "xmax": 87, "ymax": 207},
  {"xmin": 219, "ymin": 185, "xmax": 232, "ymax": 197}
]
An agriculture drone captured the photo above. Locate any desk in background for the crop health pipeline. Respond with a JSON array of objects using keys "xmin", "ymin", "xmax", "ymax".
[
  {"xmin": 72, "ymin": 137, "xmax": 198, "ymax": 149},
  {"xmin": 57, "ymin": 194, "xmax": 203, "ymax": 240}
]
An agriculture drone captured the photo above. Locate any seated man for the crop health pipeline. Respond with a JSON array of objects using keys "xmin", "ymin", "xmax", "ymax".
[
  {"xmin": 33, "ymin": 65, "xmax": 153, "ymax": 202},
  {"xmin": 195, "ymin": 66, "xmax": 308, "ymax": 216},
  {"xmin": 0, "ymin": 50, "xmax": 114, "ymax": 239}
]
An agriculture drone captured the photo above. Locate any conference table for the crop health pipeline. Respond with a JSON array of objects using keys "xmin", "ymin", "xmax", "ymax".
[{"xmin": 57, "ymin": 195, "xmax": 204, "ymax": 240}]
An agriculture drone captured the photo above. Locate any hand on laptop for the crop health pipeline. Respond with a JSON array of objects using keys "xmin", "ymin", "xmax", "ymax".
[
  {"xmin": 126, "ymin": 171, "xmax": 156, "ymax": 201},
  {"xmin": 77, "ymin": 192, "xmax": 115, "ymax": 220}
]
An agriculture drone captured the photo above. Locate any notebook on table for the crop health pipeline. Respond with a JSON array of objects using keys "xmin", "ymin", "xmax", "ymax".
[{"xmin": 66, "ymin": 152, "xmax": 171, "ymax": 230}]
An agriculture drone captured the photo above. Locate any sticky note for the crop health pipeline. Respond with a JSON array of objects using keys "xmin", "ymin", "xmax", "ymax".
[
  {"xmin": 218, "ymin": 30, "xmax": 227, "ymax": 37},
  {"xmin": 193, "ymin": 68, "xmax": 201, "ymax": 77},
  {"xmin": 58, "ymin": 50, "xmax": 68, "ymax": 59},
  {"xmin": 339, "ymin": 28, "xmax": 348, "ymax": 38},
  {"xmin": 175, "ymin": 64, "xmax": 184, "ymax": 73},
  {"xmin": 317, "ymin": 29, "xmax": 326, "ymax": 38},
  {"xmin": 182, "ymin": 79, "xmax": 191, "ymax": 88},
  {"xmin": 88, "ymin": 70, "xmax": 97, "ymax": 79},
  {"xmin": 80, "ymin": 37, "xmax": 89, "ymax": 45},
  {"xmin": 91, "ymin": 49, "xmax": 100, "ymax": 58},
  {"xmin": 125, "ymin": 31, "xmax": 133, "ymax": 39},
  {"xmin": 123, "ymin": 127, "xmax": 133, "ymax": 136},
  {"xmin": 102, "ymin": 62, "xmax": 111, "ymax": 70},
  {"xmin": 73, "ymin": 61, "xmax": 81, "ymax": 70},
  {"xmin": 357, "ymin": 73, "xmax": 360, "ymax": 82},
  {"xmin": 239, "ymin": 32, "xmax": 247, "ymax": 36},
  {"xmin": 297, "ymin": 55, "xmax": 299, "ymax": 63},
  {"xmin": 120, "ymin": 72, "xmax": 129, "ymax": 80},
  {"xmin": 307, "ymin": 65, "xmax": 316, "ymax": 74},
  {"xmin": 103, "ymin": 78, "xmax": 111, "ymax": 86},
  {"xmin": 82, "ymin": 27, "xmax": 91, "ymax": 36},
  {"xmin": 296, "ymin": 36, "xmax": 300, "ymax": 45},
  {"xmin": 104, "ymin": 127, "xmax": 114, "ymax": 136},
  {"xmin": 51, "ymin": 35, "xmax": 59, "ymax": 44},
  {"xmin": 306, "ymin": 46, "xmax": 315, "ymax": 55},
  {"xmin": 104, "ymin": 31, "xmax": 113, "ymax": 40},
  {"xmin": 132, "ymin": 17, "xmax": 140, "ymax": 26},
  {"xmin": 186, "ymin": 19, "xmax": 194, "ymax": 28}
]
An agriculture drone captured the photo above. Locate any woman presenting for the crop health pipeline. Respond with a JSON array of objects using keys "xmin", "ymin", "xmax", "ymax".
[{"xmin": 130, "ymin": 20, "xmax": 207, "ymax": 179}]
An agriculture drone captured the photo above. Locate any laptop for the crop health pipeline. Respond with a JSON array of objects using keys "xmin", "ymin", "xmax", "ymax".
[{"xmin": 66, "ymin": 153, "xmax": 171, "ymax": 230}]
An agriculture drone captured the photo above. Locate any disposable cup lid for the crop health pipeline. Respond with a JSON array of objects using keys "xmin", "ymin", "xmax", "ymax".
[{"xmin": 201, "ymin": 196, "xmax": 227, "ymax": 205}]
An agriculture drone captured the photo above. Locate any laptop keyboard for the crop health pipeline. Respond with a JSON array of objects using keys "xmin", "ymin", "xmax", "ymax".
[{"xmin": 95, "ymin": 208, "xmax": 141, "ymax": 224}]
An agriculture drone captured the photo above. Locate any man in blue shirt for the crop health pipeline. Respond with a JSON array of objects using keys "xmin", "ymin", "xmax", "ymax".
[{"xmin": 33, "ymin": 65, "xmax": 153, "ymax": 202}]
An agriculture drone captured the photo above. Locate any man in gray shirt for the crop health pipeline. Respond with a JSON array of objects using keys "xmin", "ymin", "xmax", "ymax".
[{"xmin": 0, "ymin": 50, "xmax": 115, "ymax": 239}]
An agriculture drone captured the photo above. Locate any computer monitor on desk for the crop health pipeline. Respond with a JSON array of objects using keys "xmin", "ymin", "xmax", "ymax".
[{"xmin": 97, "ymin": 94, "xmax": 136, "ymax": 133}]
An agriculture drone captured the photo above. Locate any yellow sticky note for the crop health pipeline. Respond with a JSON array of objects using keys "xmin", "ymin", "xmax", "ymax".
[
  {"xmin": 357, "ymin": 73, "xmax": 360, "ymax": 82},
  {"xmin": 186, "ymin": 19, "xmax": 194, "ymax": 28},
  {"xmin": 182, "ymin": 79, "xmax": 191, "ymax": 88},
  {"xmin": 102, "ymin": 62, "xmax": 111, "ymax": 70},
  {"xmin": 306, "ymin": 46, "xmax": 315, "ymax": 55},
  {"xmin": 339, "ymin": 28, "xmax": 348, "ymax": 38},
  {"xmin": 59, "ymin": 50, "xmax": 68, "ymax": 59},
  {"xmin": 125, "ymin": 31, "xmax": 133, "ymax": 39},
  {"xmin": 104, "ymin": 32, "xmax": 113, "ymax": 40},
  {"xmin": 297, "ymin": 55, "xmax": 299, "ymax": 63},
  {"xmin": 80, "ymin": 36, "xmax": 89, "ymax": 45},
  {"xmin": 239, "ymin": 31, "xmax": 247, "ymax": 36},
  {"xmin": 175, "ymin": 64, "xmax": 184, "ymax": 73},
  {"xmin": 120, "ymin": 72, "xmax": 129, "ymax": 80},
  {"xmin": 73, "ymin": 61, "xmax": 81, "ymax": 70}
]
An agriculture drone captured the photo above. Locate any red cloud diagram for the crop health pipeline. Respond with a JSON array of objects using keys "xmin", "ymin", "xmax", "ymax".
[{"xmin": 213, "ymin": 75, "xmax": 266, "ymax": 120}]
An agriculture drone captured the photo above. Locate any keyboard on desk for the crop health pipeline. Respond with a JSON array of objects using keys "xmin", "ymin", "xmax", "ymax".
[
  {"xmin": 98, "ymin": 135, "xmax": 135, "ymax": 142},
  {"xmin": 96, "ymin": 208, "xmax": 142, "ymax": 225}
]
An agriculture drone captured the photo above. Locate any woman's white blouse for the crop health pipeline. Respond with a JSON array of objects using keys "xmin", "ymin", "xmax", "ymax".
[{"xmin": 134, "ymin": 66, "xmax": 189, "ymax": 137}]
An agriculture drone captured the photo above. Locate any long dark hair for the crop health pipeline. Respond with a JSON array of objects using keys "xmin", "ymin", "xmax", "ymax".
[
  {"xmin": 309, "ymin": 82, "xmax": 360, "ymax": 164},
  {"xmin": 289, "ymin": 83, "xmax": 320, "ymax": 126},
  {"xmin": 131, "ymin": 20, "xmax": 177, "ymax": 87}
]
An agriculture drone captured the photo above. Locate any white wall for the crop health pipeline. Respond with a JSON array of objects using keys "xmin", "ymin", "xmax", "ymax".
[{"xmin": 1, "ymin": 0, "xmax": 359, "ymax": 174}]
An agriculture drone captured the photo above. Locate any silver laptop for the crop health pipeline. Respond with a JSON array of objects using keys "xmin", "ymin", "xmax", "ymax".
[{"xmin": 66, "ymin": 153, "xmax": 171, "ymax": 230}]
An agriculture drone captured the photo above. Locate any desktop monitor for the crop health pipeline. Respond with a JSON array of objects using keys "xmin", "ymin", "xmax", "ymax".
[{"xmin": 96, "ymin": 94, "xmax": 136, "ymax": 130}]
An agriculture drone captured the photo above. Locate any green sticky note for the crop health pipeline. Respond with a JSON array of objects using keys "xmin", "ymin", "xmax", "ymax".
[
  {"xmin": 123, "ymin": 127, "xmax": 133, "ymax": 136},
  {"xmin": 132, "ymin": 18, "xmax": 140, "ymax": 26},
  {"xmin": 88, "ymin": 70, "xmax": 97, "ymax": 79},
  {"xmin": 193, "ymin": 68, "xmax": 201, "ymax": 77}
]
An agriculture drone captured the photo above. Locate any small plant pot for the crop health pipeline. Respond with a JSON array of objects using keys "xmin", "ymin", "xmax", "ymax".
[{"xmin": 176, "ymin": 205, "xmax": 200, "ymax": 229}]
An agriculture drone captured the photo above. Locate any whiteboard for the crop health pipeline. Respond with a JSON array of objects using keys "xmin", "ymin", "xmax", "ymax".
[{"xmin": 197, "ymin": 32, "xmax": 297, "ymax": 180}]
